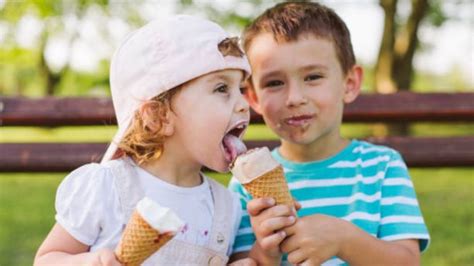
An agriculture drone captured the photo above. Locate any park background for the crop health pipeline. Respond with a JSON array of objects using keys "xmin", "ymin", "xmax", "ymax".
[{"xmin": 0, "ymin": 0, "xmax": 473, "ymax": 265}]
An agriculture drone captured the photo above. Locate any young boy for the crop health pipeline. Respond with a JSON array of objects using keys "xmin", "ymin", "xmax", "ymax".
[{"xmin": 229, "ymin": 2, "xmax": 430, "ymax": 265}]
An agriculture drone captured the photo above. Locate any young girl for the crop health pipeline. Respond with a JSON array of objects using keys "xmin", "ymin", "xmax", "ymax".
[{"xmin": 35, "ymin": 15, "xmax": 254, "ymax": 265}]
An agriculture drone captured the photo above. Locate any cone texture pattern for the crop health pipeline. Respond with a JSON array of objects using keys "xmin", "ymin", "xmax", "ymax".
[
  {"xmin": 115, "ymin": 210, "xmax": 173, "ymax": 266},
  {"xmin": 243, "ymin": 165, "xmax": 293, "ymax": 206}
]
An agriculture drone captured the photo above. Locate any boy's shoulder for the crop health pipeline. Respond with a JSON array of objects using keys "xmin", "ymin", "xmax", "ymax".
[
  {"xmin": 350, "ymin": 139, "xmax": 401, "ymax": 157},
  {"xmin": 269, "ymin": 140, "xmax": 406, "ymax": 172},
  {"xmin": 331, "ymin": 139, "xmax": 406, "ymax": 169}
]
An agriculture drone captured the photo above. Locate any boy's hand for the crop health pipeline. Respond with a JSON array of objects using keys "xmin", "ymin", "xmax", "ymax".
[
  {"xmin": 247, "ymin": 197, "xmax": 297, "ymax": 258},
  {"xmin": 281, "ymin": 214, "xmax": 348, "ymax": 265},
  {"xmin": 228, "ymin": 257, "xmax": 257, "ymax": 266}
]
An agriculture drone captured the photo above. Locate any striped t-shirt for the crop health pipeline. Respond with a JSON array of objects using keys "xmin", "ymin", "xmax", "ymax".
[{"xmin": 228, "ymin": 140, "xmax": 430, "ymax": 265}]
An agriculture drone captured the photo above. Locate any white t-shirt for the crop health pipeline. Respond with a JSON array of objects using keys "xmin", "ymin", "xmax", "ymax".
[{"xmin": 55, "ymin": 162, "xmax": 242, "ymax": 255}]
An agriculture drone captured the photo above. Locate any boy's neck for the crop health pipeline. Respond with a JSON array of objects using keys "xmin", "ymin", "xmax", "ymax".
[
  {"xmin": 279, "ymin": 135, "xmax": 350, "ymax": 163},
  {"xmin": 138, "ymin": 154, "xmax": 203, "ymax": 188}
]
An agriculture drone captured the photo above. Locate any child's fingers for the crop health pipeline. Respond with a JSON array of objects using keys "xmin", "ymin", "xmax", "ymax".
[
  {"xmin": 98, "ymin": 249, "xmax": 121, "ymax": 266},
  {"xmin": 286, "ymin": 248, "xmax": 307, "ymax": 266},
  {"xmin": 228, "ymin": 258, "xmax": 257, "ymax": 266},
  {"xmin": 293, "ymin": 200, "xmax": 302, "ymax": 211},
  {"xmin": 280, "ymin": 233, "xmax": 299, "ymax": 254},
  {"xmin": 259, "ymin": 230, "xmax": 287, "ymax": 251},
  {"xmin": 247, "ymin": 197, "xmax": 275, "ymax": 216},
  {"xmin": 258, "ymin": 216, "xmax": 296, "ymax": 237},
  {"xmin": 260, "ymin": 204, "xmax": 296, "ymax": 220}
]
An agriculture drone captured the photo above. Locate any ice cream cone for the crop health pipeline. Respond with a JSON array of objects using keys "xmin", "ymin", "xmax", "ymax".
[
  {"xmin": 231, "ymin": 147, "xmax": 293, "ymax": 207},
  {"xmin": 114, "ymin": 197, "xmax": 184, "ymax": 266},
  {"xmin": 115, "ymin": 210, "xmax": 173, "ymax": 266}
]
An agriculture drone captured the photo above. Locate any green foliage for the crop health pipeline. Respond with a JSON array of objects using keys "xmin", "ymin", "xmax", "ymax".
[{"xmin": 426, "ymin": 0, "xmax": 448, "ymax": 27}]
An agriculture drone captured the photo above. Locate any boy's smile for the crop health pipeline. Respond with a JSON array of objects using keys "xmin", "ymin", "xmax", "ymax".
[{"xmin": 245, "ymin": 33, "xmax": 361, "ymax": 159}]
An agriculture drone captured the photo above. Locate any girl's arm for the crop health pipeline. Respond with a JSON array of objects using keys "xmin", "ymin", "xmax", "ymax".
[{"xmin": 34, "ymin": 223, "xmax": 120, "ymax": 266}]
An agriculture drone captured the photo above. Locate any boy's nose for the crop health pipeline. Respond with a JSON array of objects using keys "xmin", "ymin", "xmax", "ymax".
[{"xmin": 286, "ymin": 84, "xmax": 308, "ymax": 107}]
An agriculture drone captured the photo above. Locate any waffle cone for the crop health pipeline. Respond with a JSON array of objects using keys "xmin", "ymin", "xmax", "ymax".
[
  {"xmin": 243, "ymin": 165, "xmax": 293, "ymax": 206},
  {"xmin": 115, "ymin": 210, "xmax": 173, "ymax": 266}
]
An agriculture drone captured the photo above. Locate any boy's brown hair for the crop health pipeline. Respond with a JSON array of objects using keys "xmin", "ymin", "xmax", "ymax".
[
  {"xmin": 116, "ymin": 37, "xmax": 245, "ymax": 164},
  {"xmin": 242, "ymin": 1, "xmax": 355, "ymax": 75}
]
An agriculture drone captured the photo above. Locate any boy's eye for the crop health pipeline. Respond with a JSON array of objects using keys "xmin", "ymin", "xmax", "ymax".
[
  {"xmin": 305, "ymin": 74, "xmax": 322, "ymax": 82},
  {"xmin": 214, "ymin": 84, "xmax": 229, "ymax": 93},
  {"xmin": 264, "ymin": 80, "xmax": 284, "ymax": 88}
]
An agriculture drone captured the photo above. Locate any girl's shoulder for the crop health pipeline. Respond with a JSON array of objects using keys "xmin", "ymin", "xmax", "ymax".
[
  {"xmin": 55, "ymin": 161, "xmax": 125, "ymax": 208},
  {"xmin": 55, "ymin": 162, "xmax": 124, "ymax": 245}
]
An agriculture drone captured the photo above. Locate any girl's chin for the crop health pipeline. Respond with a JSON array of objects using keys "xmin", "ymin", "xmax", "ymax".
[{"xmin": 204, "ymin": 157, "xmax": 231, "ymax": 174}]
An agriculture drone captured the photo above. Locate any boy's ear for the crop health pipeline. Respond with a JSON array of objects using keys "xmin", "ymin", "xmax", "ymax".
[
  {"xmin": 343, "ymin": 65, "xmax": 363, "ymax": 104},
  {"xmin": 243, "ymin": 79, "xmax": 263, "ymax": 114},
  {"xmin": 140, "ymin": 102, "xmax": 174, "ymax": 137}
]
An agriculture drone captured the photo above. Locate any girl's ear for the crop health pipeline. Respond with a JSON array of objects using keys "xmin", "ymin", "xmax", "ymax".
[
  {"xmin": 244, "ymin": 79, "xmax": 263, "ymax": 114},
  {"xmin": 343, "ymin": 65, "xmax": 363, "ymax": 104},
  {"xmin": 140, "ymin": 101, "xmax": 174, "ymax": 137},
  {"xmin": 160, "ymin": 110, "xmax": 175, "ymax": 137}
]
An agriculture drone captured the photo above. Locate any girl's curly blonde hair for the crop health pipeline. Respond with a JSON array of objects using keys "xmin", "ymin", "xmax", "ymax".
[{"xmin": 116, "ymin": 88, "xmax": 180, "ymax": 165}]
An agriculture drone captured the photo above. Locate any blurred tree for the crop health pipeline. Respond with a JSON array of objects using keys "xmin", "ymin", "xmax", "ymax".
[
  {"xmin": 374, "ymin": 0, "xmax": 448, "ymax": 135},
  {"xmin": 0, "ymin": 0, "xmax": 144, "ymax": 96},
  {"xmin": 374, "ymin": 0, "xmax": 447, "ymax": 93}
]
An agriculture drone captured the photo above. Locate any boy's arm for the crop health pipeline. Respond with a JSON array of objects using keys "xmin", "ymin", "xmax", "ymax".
[
  {"xmin": 34, "ymin": 223, "xmax": 120, "ymax": 266},
  {"xmin": 281, "ymin": 150, "xmax": 428, "ymax": 265},
  {"xmin": 281, "ymin": 214, "xmax": 420, "ymax": 265},
  {"xmin": 338, "ymin": 223, "xmax": 420, "ymax": 266}
]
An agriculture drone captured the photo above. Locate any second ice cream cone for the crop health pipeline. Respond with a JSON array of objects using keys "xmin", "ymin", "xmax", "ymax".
[
  {"xmin": 243, "ymin": 164, "xmax": 293, "ymax": 206},
  {"xmin": 231, "ymin": 147, "xmax": 293, "ymax": 207}
]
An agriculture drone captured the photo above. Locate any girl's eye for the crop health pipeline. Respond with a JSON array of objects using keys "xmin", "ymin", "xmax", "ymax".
[
  {"xmin": 265, "ymin": 80, "xmax": 284, "ymax": 88},
  {"xmin": 214, "ymin": 84, "xmax": 229, "ymax": 93},
  {"xmin": 305, "ymin": 74, "xmax": 322, "ymax": 82}
]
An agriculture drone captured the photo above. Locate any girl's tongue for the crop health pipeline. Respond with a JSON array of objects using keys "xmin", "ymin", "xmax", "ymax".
[{"xmin": 223, "ymin": 134, "xmax": 247, "ymax": 164}]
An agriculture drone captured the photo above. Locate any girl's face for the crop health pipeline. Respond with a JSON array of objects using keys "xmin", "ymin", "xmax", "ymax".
[{"xmin": 169, "ymin": 69, "xmax": 250, "ymax": 172}]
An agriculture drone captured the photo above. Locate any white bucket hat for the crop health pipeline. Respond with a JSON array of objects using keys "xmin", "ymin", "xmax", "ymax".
[{"xmin": 101, "ymin": 15, "xmax": 251, "ymax": 163}]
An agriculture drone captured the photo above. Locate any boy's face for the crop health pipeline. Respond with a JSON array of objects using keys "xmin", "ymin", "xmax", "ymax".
[
  {"xmin": 245, "ymin": 33, "xmax": 361, "ymax": 146},
  {"xmin": 169, "ymin": 69, "xmax": 250, "ymax": 172}
]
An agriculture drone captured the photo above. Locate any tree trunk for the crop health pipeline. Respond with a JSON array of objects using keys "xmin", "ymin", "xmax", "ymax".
[
  {"xmin": 393, "ymin": 0, "xmax": 429, "ymax": 91},
  {"xmin": 374, "ymin": 0, "xmax": 398, "ymax": 94},
  {"xmin": 374, "ymin": 0, "xmax": 430, "ymax": 136},
  {"xmin": 38, "ymin": 30, "xmax": 60, "ymax": 96}
]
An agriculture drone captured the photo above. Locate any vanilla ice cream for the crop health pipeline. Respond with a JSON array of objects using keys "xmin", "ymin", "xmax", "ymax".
[
  {"xmin": 231, "ymin": 147, "xmax": 280, "ymax": 183},
  {"xmin": 136, "ymin": 197, "xmax": 184, "ymax": 233}
]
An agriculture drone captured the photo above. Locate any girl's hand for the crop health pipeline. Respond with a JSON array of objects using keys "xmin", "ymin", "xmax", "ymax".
[{"xmin": 87, "ymin": 249, "xmax": 121, "ymax": 266}]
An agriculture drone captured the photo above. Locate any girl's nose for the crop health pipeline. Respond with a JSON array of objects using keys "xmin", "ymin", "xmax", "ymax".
[{"xmin": 235, "ymin": 94, "xmax": 250, "ymax": 114}]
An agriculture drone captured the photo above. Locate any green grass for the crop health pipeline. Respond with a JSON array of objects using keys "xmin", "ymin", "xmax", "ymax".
[{"xmin": 1, "ymin": 169, "xmax": 473, "ymax": 265}]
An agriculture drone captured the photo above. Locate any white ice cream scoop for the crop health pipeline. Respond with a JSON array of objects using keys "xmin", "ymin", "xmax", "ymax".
[{"xmin": 136, "ymin": 197, "xmax": 184, "ymax": 233}]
